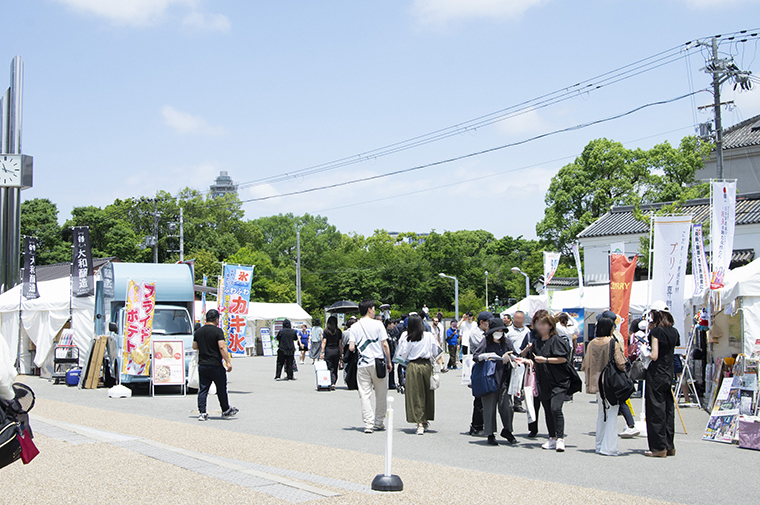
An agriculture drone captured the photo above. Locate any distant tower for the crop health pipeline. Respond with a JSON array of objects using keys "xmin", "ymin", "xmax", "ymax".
[{"xmin": 210, "ymin": 171, "xmax": 238, "ymax": 198}]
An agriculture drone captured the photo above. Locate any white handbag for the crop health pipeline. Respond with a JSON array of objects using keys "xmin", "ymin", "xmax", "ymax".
[{"xmin": 187, "ymin": 352, "xmax": 199, "ymax": 389}]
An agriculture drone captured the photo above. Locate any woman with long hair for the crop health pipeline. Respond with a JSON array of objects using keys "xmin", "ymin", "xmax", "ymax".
[
  {"xmin": 520, "ymin": 309, "xmax": 549, "ymax": 437},
  {"xmin": 396, "ymin": 314, "xmax": 436, "ymax": 435},
  {"xmin": 474, "ymin": 318, "xmax": 518, "ymax": 446},
  {"xmin": 581, "ymin": 316, "xmax": 627, "ymax": 455},
  {"xmin": 644, "ymin": 301, "xmax": 680, "ymax": 457},
  {"xmin": 320, "ymin": 316, "xmax": 343, "ymax": 390},
  {"xmin": 521, "ymin": 313, "xmax": 572, "ymax": 452}
]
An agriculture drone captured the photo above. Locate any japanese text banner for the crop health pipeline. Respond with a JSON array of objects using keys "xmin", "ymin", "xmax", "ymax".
[
  {"xmin": 543, "ymin": 251, "xmax": 561, "ymax": 288},
  {"xmin": 652, "ymin": 216, "xmax": 691, "ymax": 340},
  {"xmin": 710, "ymin": 180, "xmax": 736, "ymax": 289},
  {"xmin": 71, "ymin": 226, "xmax": 94, "ymax": 297},
  {"xmin": 220, "ymin": 264, "xmax": 254, "ymax": 355},
  {"xmin": 692, "ymin": 223, "xmax": 710, "ymax": 297},
  {"xmin": 122, "ymin": 280, "xmax": 156, "ymax": 376},
  {"xmin": 22, "ymin": 237, "xmax": 40, "ymax": 300}
]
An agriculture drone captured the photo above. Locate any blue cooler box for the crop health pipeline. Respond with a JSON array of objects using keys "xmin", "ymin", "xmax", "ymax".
[{"xmin": 66, "ymin": 368, "xmax": 82, "ymax": 386}]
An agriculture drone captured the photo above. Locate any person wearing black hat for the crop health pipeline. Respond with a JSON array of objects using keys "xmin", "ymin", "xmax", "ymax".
[
  {"xmin": 275, "ymin": 319, "xmax": 299, "ymax": 380},
  {"xmin": 193, "ymin": 309, "xmax": 238, "ymax": 421},
  {"xmin": 473, "ymin": 318, "xmax": 518, "ymax": 446},
  {"xmin": 466, "ymin": 311, "xmax": 492, "ymax": 436}
]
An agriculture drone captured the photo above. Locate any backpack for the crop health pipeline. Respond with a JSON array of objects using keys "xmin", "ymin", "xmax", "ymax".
[{"xmin": 598, "ymin": 339, "xmax": 634, "ymax": 417}]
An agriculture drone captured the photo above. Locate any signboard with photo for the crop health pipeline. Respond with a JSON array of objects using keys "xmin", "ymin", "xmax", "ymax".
[{"xmin": 151, "ymin": 340, "xmax": 185, "ymax": 386}]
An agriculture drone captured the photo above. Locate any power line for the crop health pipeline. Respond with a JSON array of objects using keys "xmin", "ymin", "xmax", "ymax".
[{"xmin": 238, "ymin": 91, "xmax": 706, "ymax": 204}]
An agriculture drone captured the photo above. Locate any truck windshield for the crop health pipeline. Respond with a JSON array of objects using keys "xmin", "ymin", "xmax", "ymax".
[{"xmin": 152, "ymin": 309, "xmax": 193, "ymax": 335}]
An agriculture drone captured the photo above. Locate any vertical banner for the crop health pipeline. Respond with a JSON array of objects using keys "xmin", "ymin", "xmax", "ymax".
[
  {"xmin": 200, "ymin": 274, "xmax": 208, "ymax": 324},
  {"xmin": 571, "ymin": 243, "xmax": 584, "ymax": 296},
  {"xmin": 692, "ymin": 223, "xmax": 710, "ymax": 297},
  {"xmin": 610, "ymin": 253, "xmax": 637, "ymax": 351},
  {"xmin": 71, "ymin": 226, "xmax": 94, "ymax": 297},
  {"xmin": 22, "ymin": 237, "xmax": 40, "ymax": 300},
  {"xmin": 221, "ymin": 264, "xmax": 254, "ymax": 355},
  {"xmin": 710, "ymin": 180, "xmax": 736, "ymax": 289},
  {"xmin": 121, "ymin": 280, "xmax": 156, "ymax": 376},
  {"xmin": 652, "ymin": 216, "xmax": 691, "ymax": 340},
  {"xmin": 543, "ymin": 251, "xmax": 561, "ymax": 289}
]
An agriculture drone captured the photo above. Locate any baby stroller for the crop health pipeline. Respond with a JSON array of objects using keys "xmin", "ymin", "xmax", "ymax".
[{"xmin": 0, "ymin": 383, "xmax": 38, "ymax": 469}]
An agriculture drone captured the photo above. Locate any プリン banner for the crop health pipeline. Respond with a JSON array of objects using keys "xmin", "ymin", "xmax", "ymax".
[
  {"xmin": 543, "ymin": 251, "xmax": 561, "ymax": 289},
  {"xmin": 220, "ymin": 264, "xmax": 254, "ymax": 355},
  {"xmin": 71, "ymin": 226, "xmax": 94, "ymax": 297},
  {"xmin": 122, "ymin": 280, "xmax": 156, "ymax": 376},
  {"xmin": 652, "ymin": 216, "xmax": 691, "ymax": 340},
  {"xmin": 610, "ymin": 253, "xmax": 637, "ymax": 351},
  {"xmin": 692, "ymin": 223, "xmax": 710, "ymax": 297},
  {"xmin": 22, "ymin": 237, "xmax": 39, "ymax": 300},
  {"xmin": 710, "ymin": 180, "xmax": 736, "ymax": 289}
]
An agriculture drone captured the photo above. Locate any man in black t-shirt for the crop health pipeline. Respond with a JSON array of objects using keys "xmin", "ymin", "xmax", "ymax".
[{"xmin": 193, "ymin": 309, "xmax": 238, "ymax": 421}]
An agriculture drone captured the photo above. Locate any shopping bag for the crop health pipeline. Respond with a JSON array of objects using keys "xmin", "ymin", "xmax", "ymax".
[
  {"xmin": 187, "ymin": 353, "xmax": 199, "ymax": 389},
  {"xmin": 524, "ymin": 364, "xmax": 539, "ymax": 397},
  {"xmin": 507, "ymin": 364, "xmax": 526, "ymax": 396},
  {"xmin": 18, "ymin": 426, "xmax": 38, "ymax": 464},
  {"xmin": 461, "ymin": 356, "xmax": 473, "ymax": 386},
  {"xmin": 524, "ymin": 388, "xmax": 536, "ymax": 424},
  {"xmin": 471, "ymin": 360, "xmax": 498, "ymax": 398}
]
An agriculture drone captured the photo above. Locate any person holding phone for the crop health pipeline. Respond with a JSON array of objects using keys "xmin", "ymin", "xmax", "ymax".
[{"xmin": 474, "ymin": 318, "xmax": 518, "ymax": 446}]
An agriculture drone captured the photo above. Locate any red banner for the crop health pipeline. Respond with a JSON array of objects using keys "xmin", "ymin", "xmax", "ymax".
[{"xmin": 609, "ymin": 254, "xmax": 637, "ymax": 353}]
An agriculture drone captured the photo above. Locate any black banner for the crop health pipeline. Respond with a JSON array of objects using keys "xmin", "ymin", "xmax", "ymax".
[
  {"xmin": 22, "ymin": 237, "xmax": 40, "ymax": 300},
  {"xmin": 71, "ymin": 226, "xmax": 94, "ymax": 297}
]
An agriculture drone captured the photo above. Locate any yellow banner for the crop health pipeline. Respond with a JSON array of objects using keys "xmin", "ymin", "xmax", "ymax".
[{"xmin": 121, "ymin": 280, "xmax": 156, "ymax": 376}]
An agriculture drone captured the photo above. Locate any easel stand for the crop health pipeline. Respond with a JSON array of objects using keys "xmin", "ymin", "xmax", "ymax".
[{"xmin": 675, "ymin": 325, "xmax": 702, "ymax": 409}]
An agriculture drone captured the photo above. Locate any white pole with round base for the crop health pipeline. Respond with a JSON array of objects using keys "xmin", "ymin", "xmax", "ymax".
[{"xmin": 371, "ymin": 396, "xmax": 403, "ymax": 492}]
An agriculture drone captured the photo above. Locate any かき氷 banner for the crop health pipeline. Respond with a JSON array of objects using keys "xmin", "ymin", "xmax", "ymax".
[{"xmin": 220, "ymin": 264, "xmax": 254, "ymax": 355}]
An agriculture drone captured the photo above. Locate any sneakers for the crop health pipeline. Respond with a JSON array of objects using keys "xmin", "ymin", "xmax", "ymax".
[
  {"xmin": 542, "ymin": 438, "xmax": 557, "ymax": 450},
  {"xmin": 620, "ymin": 426, "xmax": 640, "ymax": 438},
  {"xmin": 364, "ymin": 427, "xmax": 373, "ymax": 434},
  {"xmin": 198, "ymin": 413, "xmax": 209, "ymax": 422},
  {"xmin": 416, "ymin": 426, "xmax": 425, "ymax": 435},
  {"xmin": 373, "ymin": 425, "xmax": 386, "ymax": 432},
  {"xmin": 500, "ymin": 429, "xmax": 518, "ymax": 445},
  {"xmin": 556, "ymin": 438, "xmax": 565, "ymax": 452},
  {"xmin": 486, "ymin": 435, "xmax": 498, "ymax": 446},
  {"xmin": 222, "ymin": 407, "xmax": 239, "ymax": 419}
]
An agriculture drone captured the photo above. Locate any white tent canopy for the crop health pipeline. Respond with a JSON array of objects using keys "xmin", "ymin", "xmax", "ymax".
[
  {"xmin": 194, "ymin": 300, "xmax": 312, "ymax": 324},
  {"xmin": 0, "ymin": 277, "xmax": 94, "ymax": 372}
]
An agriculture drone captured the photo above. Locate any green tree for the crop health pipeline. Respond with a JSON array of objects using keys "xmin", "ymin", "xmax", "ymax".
[{"xmin": 20, "ymin": 198, "xmax": 69, "ymax": 264}]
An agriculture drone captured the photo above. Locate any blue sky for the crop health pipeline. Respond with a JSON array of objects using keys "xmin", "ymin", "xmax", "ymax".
[{"xmin": 4, "ymin": 0, "xmax": 760, "ymax": 239}]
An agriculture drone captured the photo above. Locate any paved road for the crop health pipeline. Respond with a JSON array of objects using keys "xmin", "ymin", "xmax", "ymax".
[{"xmin": 12, "ymin": 356, "xmax": 753, "ymax": 505}]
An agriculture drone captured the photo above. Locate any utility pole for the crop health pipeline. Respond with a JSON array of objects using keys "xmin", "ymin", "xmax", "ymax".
[
  {"xmin": 296, "ymin": 228, "xmax": 302, "ymax": 306},
  {"xmin": 179, "ymin": 207, "xmax": 184, "ymax": 262},
  {"xmin": 153, "ymin": 198, "xmax": 159, "ymax": 264},
  {"xmin": 711, "ymin": 37, "xmax": 725, "ymax": 180},
  {"xmin": 485, "ymin": 271, "xmax": 489, "ymax": 311}
]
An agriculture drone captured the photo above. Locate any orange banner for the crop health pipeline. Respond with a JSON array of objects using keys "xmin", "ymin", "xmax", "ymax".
[{"xmin": 609, "ymin": 254, "xmax": 637, "ymax": 353}]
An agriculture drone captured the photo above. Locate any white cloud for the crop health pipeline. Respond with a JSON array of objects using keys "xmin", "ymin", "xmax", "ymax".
[
  {"xmin": 182, "ymin": 11, "xmax": 231, "ymax": 32},
  {"xmin": 53, "ymin": 0, "xmax": 230, "ymax": 31},
  {"xmin": 161, "ymin": 105, "xmax": 226, "ymax": 135},
  {"xmin": 412, "ymin": 0, "xmax": 545, "ymax": 24},
  {"xmin": 495, "ymin": 108, "xmax": 549, "ymax": 136}
]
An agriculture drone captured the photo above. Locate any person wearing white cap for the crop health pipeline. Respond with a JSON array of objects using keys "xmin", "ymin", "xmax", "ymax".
[{"xmin": 644, "ymin": 301, "xmax": 680, "ymax": 458}]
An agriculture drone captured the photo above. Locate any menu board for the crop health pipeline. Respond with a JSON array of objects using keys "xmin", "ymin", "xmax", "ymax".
[
  {"xmin": 261, "ymin": 327, "xmax": 273, "ymax": 357},
  {"xmin": 151, "ymin": 340, "xmax": 185, "ymax": 386}
]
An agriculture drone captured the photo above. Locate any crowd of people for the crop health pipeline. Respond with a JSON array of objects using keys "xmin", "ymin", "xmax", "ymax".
[{"xmin": 193, "ymin": 298, "xmax": 680, "ymax": 458}]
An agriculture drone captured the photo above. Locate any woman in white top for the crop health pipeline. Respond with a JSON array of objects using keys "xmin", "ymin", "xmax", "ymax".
[
  {"xmin": 555, "ymin": 312, "xmax": 579, "ymax": 361},
  {"xmin": 397, "ymin": 314, "xmax": 437, "ymax": 435}
]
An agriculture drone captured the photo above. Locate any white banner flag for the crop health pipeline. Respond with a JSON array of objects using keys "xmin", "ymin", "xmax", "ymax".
[
  {"xmin": 692, "ymin": 223, "xmax": 710, "ymax": 297},
  {"xmin": 571, "ymin": 243, "xmax": 584, "ymax": 294},
  {"xmin": 543, "ymin": 251, "xmax": 561, "ymax": 289},
  {"xmin": 652, "ymin": 216, "xmax": 691, "ymax": 340},
  {"xmin": 710, "ymin": 180, "xmax": 736, "ymax": 289}
]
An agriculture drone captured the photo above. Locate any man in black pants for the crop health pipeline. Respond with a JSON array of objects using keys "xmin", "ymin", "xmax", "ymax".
[
  {"xmin": 193, "ymin": 309, "xmax": 239, "ymax": 421},
  {"xmin": 275, "ymin": 319, "xmax": 299, "ymax": 380},
  {"xmin": 467, "ymin": 312, "xmax": 492, "ymax": 436}
]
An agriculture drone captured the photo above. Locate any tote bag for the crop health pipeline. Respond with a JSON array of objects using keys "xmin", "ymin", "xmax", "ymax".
[{"xmin": 471, "ymin": 360, "xmax": 498, "ymax": 398}]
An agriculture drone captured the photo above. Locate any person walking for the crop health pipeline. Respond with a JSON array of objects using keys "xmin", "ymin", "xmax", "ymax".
[
  {"xmin": 396, "ymin": 314, "xmax": 437, "ymax": 435},
  {"xmin": 522, "ymin": 313, "xmax": 572, "ymax": 452},
  {"xmin": 459, "ymin": 312, "xmax": 474, "ymax": 356},
  {"xmin": 343, "ymin": 317, "xmax": 359, "ymax": 390},
  {"xmin": 474, "ymin": 318, "xmax": 518, "ymax": 446},
  {"xmin": 581, "ymin": 316, "xmax": 627, "ymax": 456},
  {"xmin": 320, "ymin": 316, "xmax": 343, "ymax": 390},
  {"xmin": 644, "ymin": 301, "xmax": 680, "ymax": 458},
  {"xmin": 310, "ymin": 319, "xmax": 323, "ymax": 364},
  {"xmin": 298, "ymin": 324, "xmax": 310, "ymax": 365},
  {"xmin": 466, "ymin": 312, "xmax": 492, "ymax": 437},
  {"xmin": 520, "ymin": 309, "xmax": 548, "ymax": 425},
  {"xmin": 431, "ymin": 316, "xmax": 447, "ymax": 373},
  {"xmin": 349, "ymin": 300, "xmax": 392, "ymax": 434},
  {"xmin": 507, "ymin": 310, "xmax": 530, "ymax": 414},
  {"xmin": 275, "ymin": 319, "xmax": 299, "ymax": 381},
  {"xmin": 446, "ymin": 321, "xmax": 459, "ymax": 370},
  {"xmin": 193, "ymin": 309, "xmax": 238, "ymax": 421}
]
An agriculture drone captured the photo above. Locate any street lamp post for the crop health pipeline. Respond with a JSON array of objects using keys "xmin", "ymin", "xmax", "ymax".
[
  {"xmin": 511, "ymin": 267, "xmax": 530, "ymax": 298},
  {"xmin": 439, "ymin": 273, "xmax": 459, "ymax": 321},
  {"xmin": 485, "ymin": 271, "xmax": 489, "ymax": 311}
]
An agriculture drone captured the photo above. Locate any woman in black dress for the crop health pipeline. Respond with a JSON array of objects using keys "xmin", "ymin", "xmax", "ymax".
[
  {"xmin": 320, "ymin": 316, "xmax": 343, "ymax": 391},
  {"xmin": 644, "ymin": 302, "xmax": 680, "ymax": 457},
  {"xmin": 522, "ymin": 313, "xmax": 572, "ymax": 452},
  {"xmin": 520, "ymin": 309, "xmax": 548, "ymax": 437}
]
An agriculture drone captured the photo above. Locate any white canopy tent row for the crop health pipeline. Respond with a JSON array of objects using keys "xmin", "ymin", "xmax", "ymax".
[
  {"xmin": 0, "ymin": 276, "xmax": 94, "ymax": 376},
  {"xmin": 504, "ymin": 257, "xmax": 760, "ymax": 357}
]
